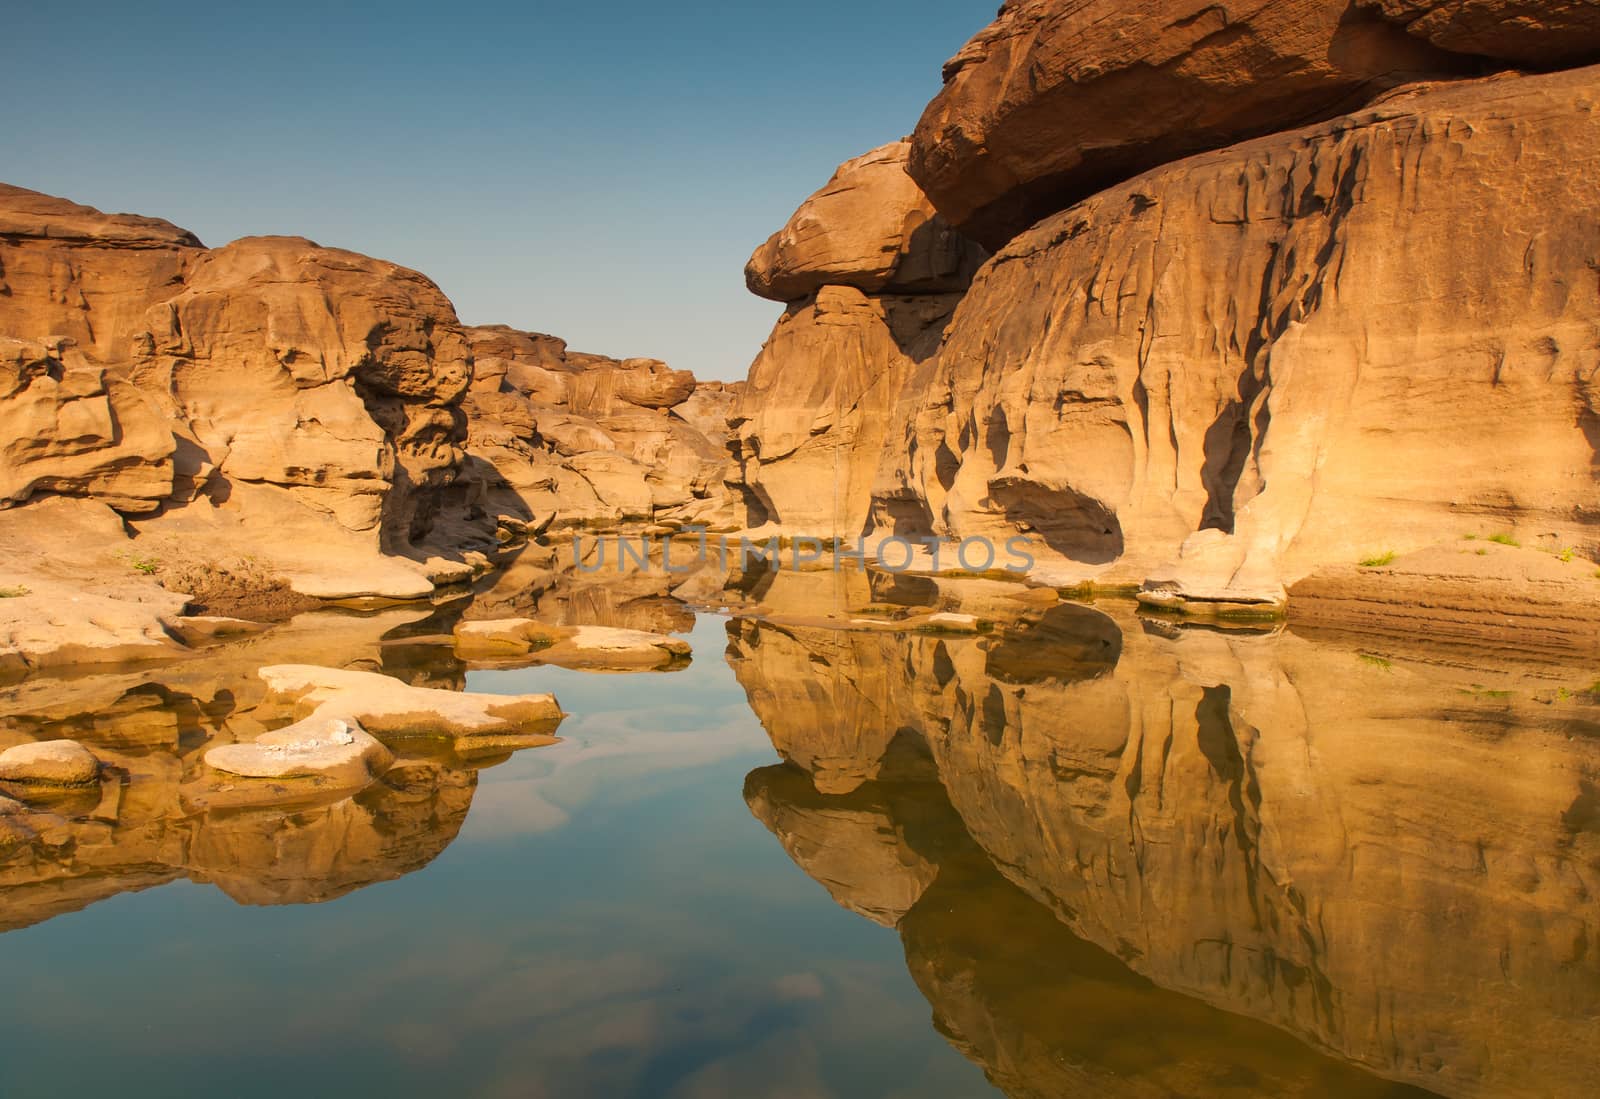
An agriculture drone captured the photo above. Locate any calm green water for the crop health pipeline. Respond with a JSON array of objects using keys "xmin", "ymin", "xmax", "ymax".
[{"xmin": 2, "ymin": 600, "xmax": 1598, "ymax": 1098}]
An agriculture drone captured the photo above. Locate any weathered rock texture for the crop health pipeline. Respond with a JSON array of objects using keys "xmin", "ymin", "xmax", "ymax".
[
  {"xmin": 745, "ymin": 142, "xmax": 986, "ymax": 302},
  {"xmin": 0, "ymin": 185, "xmax": 491, "ymax": 598},
  {"xmin": 463, "ymin": 324, "xmax": 741, "ymax": 532},
  {"xmin": 904, "ymin": 0, "xmax": 1600, "ymax": 249},
  {"xmin": 873, "ymin": 65, "xmax": 1600, "ymax": 606},
  {"xmin": 732, "ymin": 144, "xmax": 985, "ymax": 538},
  {"xmin": 0, "ymin": 183, "xmax": 741, "ymax": 672},
  {"xmin": 1372, "ymin": 0, "xmax": 1600, "ymax": 66}
]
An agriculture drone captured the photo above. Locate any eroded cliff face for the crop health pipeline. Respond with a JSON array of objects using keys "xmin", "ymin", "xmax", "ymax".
[
  {"xmin": 882, "ymin": 66, "xmax": 1600, "ymax": 603},
  {"xmin": 731, "ymin": 142, "xmax": 986, "ymax": 539},
  {"xmin": 0, "ymin": 188, "xmax": 486, "ymax": 594},
  {"xmin": 0, "ymin": 183, "xmax": 740, "ymax": 673},
  {"xmin": 733, "ymin": 602, "xmax": 1600, "ymax": 1098},
  {"xmin": 726, "ymin": 2, "xmax": 1600, "ymax": 622},
  {"xmin": 464, "ymin": 324, "xmax": 741, "ymax": 533}
]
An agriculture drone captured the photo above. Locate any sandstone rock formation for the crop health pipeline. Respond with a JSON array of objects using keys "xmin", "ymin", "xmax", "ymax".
[
  {"xmin": 204, "ymin": 717, "xmax": 394, "ymax": 793},
  {"xmin": 904, "ymin": 0, "xmax": 1600, "ymax": 250},
  {"xmin": 1372, "ymin": 0, "xmax": 1600, "ymax": 66},
  {"xmin": 745, "ymin": 142, "xmax": 985, "ymax": 302},
  {"xmin": 732, "ymin": 144, "xmax": 985, "ymax": 538},
  {"xmin": 0, "ymin": 739, "xmax": 100, "ymax": 786},
  {"xmin": 0, "ymin": 185, "xmax": 492, "ymax": 599},
  {"xmin": 463, "ymin": 324, "xmax": 741, "ymax": 532},
  {"xmin": 258, "ymin": 663, "xmax": 564, "ymax": 741},
  {"xmin": 0, "ymin": 182, "xmax": 740, "ymax": 675},
  {"xmin": 871, "ymin": 65, "xmax": 1600, "ymax": 609}
]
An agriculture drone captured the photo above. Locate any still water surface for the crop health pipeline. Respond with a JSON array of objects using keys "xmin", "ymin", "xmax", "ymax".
[{"xmin": 1, "ymin": 595, "xmax": 1596, "ymax": 1098}]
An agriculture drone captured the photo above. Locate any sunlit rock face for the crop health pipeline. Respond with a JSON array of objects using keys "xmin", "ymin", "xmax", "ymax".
[
  {"xmin": 733, "ymin": 604, "xmax": 1600, "ymax": 1098},
  {"xmin": 731, "ymin": 143, "xmax": 986, "ymax": 539},
  {"xmin": 745, "ymin": 142, "xmax": 986, "ymax": 303},
  {"xmin": 463, "ymin": 325, "xmax": 742, "ymax": 533},
  {"xmin": 904, "ymin": 0, "xmax": 1600, "ymax": 250},
  {"xmin": 882, "ymin": 66, "xmax": 1600, "ymax": 601},
  {"xmin": 0, "ymin": 185, "xmax": 492, "ymax": 600}
]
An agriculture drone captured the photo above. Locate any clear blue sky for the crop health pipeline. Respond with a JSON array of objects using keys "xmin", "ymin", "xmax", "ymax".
[{"xmin": 7, "ymin": 1, "xmax": 992, "ymax": 380}]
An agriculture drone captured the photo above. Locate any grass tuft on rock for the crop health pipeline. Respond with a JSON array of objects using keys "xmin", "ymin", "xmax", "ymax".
[{"xmin": 1359, "ymin": 551, "xmax": 1397, "ymax": 568}]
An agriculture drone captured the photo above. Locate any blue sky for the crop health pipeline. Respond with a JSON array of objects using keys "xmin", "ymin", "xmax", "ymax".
[{"xmin": 7, "ymin": 2, "xmax": 993, "ymax": 380}]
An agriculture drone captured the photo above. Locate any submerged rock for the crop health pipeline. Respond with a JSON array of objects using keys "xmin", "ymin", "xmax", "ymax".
[
  {"xmin": 0, "ymin": 739, "xmax": 100, "ymax": 786},
  {"xmin": 454, "ymin": 618, "xmax": 691, "ymax": 670}
]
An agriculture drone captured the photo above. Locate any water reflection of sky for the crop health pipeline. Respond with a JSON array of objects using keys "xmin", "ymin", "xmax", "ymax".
[{"xmin": 0, "ymin": 616, "xmax": 994, "ymax": 1098}]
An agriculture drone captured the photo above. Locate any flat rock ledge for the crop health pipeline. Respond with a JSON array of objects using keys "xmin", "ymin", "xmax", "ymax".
[
  {"xmin": 205, "ymin": 717, "xmax": 393, "ymax": 790},
  {"xmin": 259, "ymin": 664, "xmax": 566, "ymax": 738},
  {"xmin": 0, "ymin": 740, "xmax": 101, "ymax": 786},
  {"xmin": 199, "ymin": 665, "xmax": 565, "ymax": 804},
  {"xmin": 454, "ymin": 619, "xmax": 692, "ymax": 671}
]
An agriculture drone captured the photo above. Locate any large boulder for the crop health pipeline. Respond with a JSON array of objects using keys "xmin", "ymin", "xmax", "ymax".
[
  {"xmin": 879, "ymin": 65, "xmax": 1600, "ymax": 603},
  {"xmin": 135, "ymin": 234, "xmax": 474, "ymax": 543},
  {"xmin": 906, "ymin": 0, "xmax": 1483, "ymax": 249},
  {"xmin": 0, "ymin": 740, "xmax": 100, "ymax": 786},
  {"xmin": 745, "ymin": 142, "xmax": 986, "ymax": 302},
  {"xmin": 1370, "ymin": 0, "xmax": 1600, "ymax": 66}
]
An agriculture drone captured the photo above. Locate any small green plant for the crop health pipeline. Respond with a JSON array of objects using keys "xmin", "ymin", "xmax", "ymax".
[
  {"xmin": 1476, "ymin": 548, "xmax": 1489, "ymax": 556},
  {"xmin": 0, "ymin": 585, "xmax": 30, "ymax": 598},
  {"xmin": 1557, "ymin": 687, "xmax": 1572, "ymax": 702},
  {"xmin": 1461, "ymin": 685, "xmax": 1514, "ymax": 700},
  {"xmin": 1358, "ymin": 653, "xmax": 1393, "ymax": 671},
  {"xmin": 1359, "ymin": 551, "xmax": 1397, "ymax": 568},
  {"xmin": 1463, "ymin": 534, "xmax": 1479, "ymax": 541},
  {"xmin": 130, "ymin": 556, "xmax": 160, "ymax": 575},
  {"xmin": 1487, "ymin": 533, "xmax": 1521, "ymax": 548},
  {"xmin": 1559, "ymin": 547, "xmax": 1577, "ymax": 563}
]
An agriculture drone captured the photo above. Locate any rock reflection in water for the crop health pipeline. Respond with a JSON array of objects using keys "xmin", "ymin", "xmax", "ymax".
[
  {"xmin": 732, "ymin": 600, "xmax": 1600, "ymax": 1099},
  {"xmin": 0, "ymin": 606, "xmax": 545, "ymax": 931}
]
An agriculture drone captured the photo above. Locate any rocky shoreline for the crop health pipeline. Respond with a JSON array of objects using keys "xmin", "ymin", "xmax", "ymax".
[{"xmin": 6, "ymin": 0, "xmax": 1600, "ymax": 675}]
